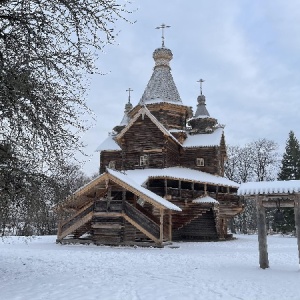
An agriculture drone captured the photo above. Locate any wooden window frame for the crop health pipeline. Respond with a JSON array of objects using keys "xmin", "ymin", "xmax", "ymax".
[
  {"xmin": 196, "ymin": 157, "xmax": 205, "ymax": 167},
  {"xmin": 140, "ymin": 154, "xmax": 149, "ymax": 166}
]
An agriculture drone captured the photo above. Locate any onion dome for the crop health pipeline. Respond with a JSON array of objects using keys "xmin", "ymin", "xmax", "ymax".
[{"xmin": 139, "ymin": 47, "xmax": 182, "ymax": 105}]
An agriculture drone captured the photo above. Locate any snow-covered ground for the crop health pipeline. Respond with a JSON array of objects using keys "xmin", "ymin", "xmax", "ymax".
[{"xmin": 1, "ymin": 235, "xmax": 299, "ymax": 300}]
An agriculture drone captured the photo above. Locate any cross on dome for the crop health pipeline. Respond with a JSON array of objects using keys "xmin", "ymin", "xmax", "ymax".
[
  {"xmin": 126, "ymin": 88, "xmax": 133, "ymax": 103},
  {"xmin": 155, "ymin": 23, "xmax": 171, "ymax": 48},
  {"xmin": 197, "ymin": 79, "xmax": 205, "ymax": 95}
]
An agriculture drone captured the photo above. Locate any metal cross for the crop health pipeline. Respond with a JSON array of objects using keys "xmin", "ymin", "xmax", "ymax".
[
  {"xmin": 155, "ymin": 23, "xmax": 171, "ymax": 47},
  {"xmin": 197, "ymin": 79, "xmax": 205, "ymax": 95},
  {"xmin": 126, "ymin": 88, "xmax": 133, "ymax": 103}
]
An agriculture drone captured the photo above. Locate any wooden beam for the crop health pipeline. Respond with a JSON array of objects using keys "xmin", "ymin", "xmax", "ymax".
[
  {"xmin": 94, "ymin": 212, "xmax": 123, "ymax": 217},
  {"xmin": 179, "ymin": 180, "xmax": 182, "ymax": 199},
  {"xmin": 160, "ymin": 208, "xmax": 164, "ymax": 243},
  {"xmin": 256, "ymin": 195, "xmax": 269, "ymax": 269},
  {"xmin": 168, "ymin": 210, "xmax": 172, "ymax": 242},
  {"xmin": 262, "ymin": 201, "xmax": 295, "ymax": 208},
  {"xmin": 294, "ymin": 195, "xmax": 300, "ymax": 268},
  {"xmin": 164, "ymin": 179, "xmax": 168, "ymax": 197}
]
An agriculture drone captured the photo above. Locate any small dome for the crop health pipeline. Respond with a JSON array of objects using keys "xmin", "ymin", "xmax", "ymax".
[{"xmin": 153, "ymin": 47, "xmax": 173, "ymax": 67}]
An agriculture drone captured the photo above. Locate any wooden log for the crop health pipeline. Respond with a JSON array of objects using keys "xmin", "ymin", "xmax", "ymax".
[
  {"xmin": 160, "ymin": 208, "xmax": 164, "ymax": 243},
  {"xmin": 256, "ymin": 195, "xmax": 269, "ymax": 269},
  {"xmin": 294, "ymin": 195, "xmax": 300, "ymax": 268},
  {"xmin": 169, "ymin": 210, "xmax": 172, "ymax": 242}
]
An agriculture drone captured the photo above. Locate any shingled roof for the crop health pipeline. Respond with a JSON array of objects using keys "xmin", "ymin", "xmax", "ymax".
[{"xmin": 139, "ymin": 47, "xmax": 182, "ymax": 105}]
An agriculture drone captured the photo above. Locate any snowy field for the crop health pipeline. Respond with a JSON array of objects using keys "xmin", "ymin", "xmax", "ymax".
[{"xmin": 1, "ymin": 235, "xmax": 299, "ymax": 300}]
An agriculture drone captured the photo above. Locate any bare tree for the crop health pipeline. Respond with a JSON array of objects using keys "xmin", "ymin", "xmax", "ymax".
[
  {"xmin": 0, "ymin": 0, "xmax": 133, "ymax": 233},
  {"xmin": 225, "ymin": 139, "xmax": 280, "ymax": 234}
]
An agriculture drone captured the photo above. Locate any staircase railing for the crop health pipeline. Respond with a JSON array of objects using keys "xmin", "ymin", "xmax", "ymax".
[
  {"xmin": 123, "ymin": 201, "xmax": 160, "ymax": 243},
  {"xmin": 58, "ymin": 201, "xmax": 94, "ymax": 240}
]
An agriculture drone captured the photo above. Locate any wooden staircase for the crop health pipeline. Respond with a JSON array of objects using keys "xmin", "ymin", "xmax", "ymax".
[
  {"xmin": 169, "ymin": 198, "xmax": 218, "ymax": 240},
  {"xmin": 57, "ymin": 199, "xmax": 163, "ymax": 246}
]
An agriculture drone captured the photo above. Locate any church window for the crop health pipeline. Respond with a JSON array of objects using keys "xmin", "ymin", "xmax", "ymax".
[
  {"xmin": 108, "ymin": 161, "xmax": 116, "ymax": 169},
  {"xmin": 140, "ymin": 154, "xmax": 149, "ymax": 166},
  {"xmin": 196, "ymin": 158, "xmax": 204, "ymax": 167}
]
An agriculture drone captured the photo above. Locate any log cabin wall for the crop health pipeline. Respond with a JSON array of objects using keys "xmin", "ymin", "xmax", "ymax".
[
  {"xmin": 100, "ymin": 151, "xmax": 122, "ymax": 173},
  {"xmin": 180, "ymin": 147, "xmax": 221, "ymax": 175},
  {"xmin": 120, "ymin": 114, "xmax": 168, "ymax": 169},
  {"xmin": 165, "ymin": 139, "xmax": 181, "ymax": 167}
]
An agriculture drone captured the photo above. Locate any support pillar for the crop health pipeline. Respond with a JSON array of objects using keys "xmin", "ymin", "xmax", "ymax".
[
  {"xmin": 168, "ymin": 210, "xmax": 172, "ymax": 242},
  {"xmin": 164, "ymin": 179, "xmax": 167, "ymax": 198},
  {"xmin": 256, "ymin": 195, "xmax": 269, "ymax": 269},
  {"xmin": 294, "ymin": 195, "xmax": 300, "ymax": 268},
  {"xmin": 160, "ymin": 208, "xmax": 164, "ymax": 244}
]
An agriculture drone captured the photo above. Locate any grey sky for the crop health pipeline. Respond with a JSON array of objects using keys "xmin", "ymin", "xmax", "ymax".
[{"xmin": 79, "ymin": 0, "xmax": 300, "ymax": 175}]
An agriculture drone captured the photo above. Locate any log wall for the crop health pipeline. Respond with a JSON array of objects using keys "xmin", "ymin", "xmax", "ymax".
[{"xmin": 180, "ymin": 147, "xmax": 221, "ymax": 175}]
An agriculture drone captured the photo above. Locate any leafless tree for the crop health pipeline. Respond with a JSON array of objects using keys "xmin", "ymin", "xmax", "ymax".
[
  {"xmin": 0, "ymin": 0, "xmax": 133, "ymax": 233},
  {"xmin": 225, "ymin": 139, "xmax": 280, "ymax": 234}
]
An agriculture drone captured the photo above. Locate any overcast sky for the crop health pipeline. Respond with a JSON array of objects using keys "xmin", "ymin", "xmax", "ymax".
[{"xmin": 79, "ymin": 0, "xmax": 300, "ymax": 176}]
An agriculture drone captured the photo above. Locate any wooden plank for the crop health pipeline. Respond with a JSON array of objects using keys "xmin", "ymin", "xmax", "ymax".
[
  {"xmin": 94, "ymin": 212, "xmax": 123, "ymax": 217},
  {"xmin": 256, "ymin": 195, "xmax": 269, "ymax": 269},
  {"xmin": 91, "ymin": 224, "xmax": 123, "ymax": 229},
  {"xmin": 294, "ymin": 195, "xmax": 300, "ymax": 267}
]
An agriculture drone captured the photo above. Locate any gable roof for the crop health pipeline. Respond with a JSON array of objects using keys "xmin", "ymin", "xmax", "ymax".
[
  {"xmin": 182, "ymin": 128, "xmax": 223, "ymax": 148},
  {"xmin": 107, "ymin": 169, "xmax": 181, "ymax": 211},
  {"xmin": 116, "ymin": 106, "xmax": 181, "ymax": 146},
  {"xmin": 61, "ymin": 169, "xmax": 181, "ymax": 211}
]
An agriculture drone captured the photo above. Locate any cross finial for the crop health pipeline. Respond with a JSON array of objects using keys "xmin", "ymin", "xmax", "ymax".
[
  {"xmin": 155, "ymin": 23, "xmax": 171, "ymax": 48},
  {"xmin": 126, "ymin": 88, "xmax": 133, "ymax": 103},
  {"xmin": 197, "ymin": 79, "xmax": 205, "ymax": 95}
]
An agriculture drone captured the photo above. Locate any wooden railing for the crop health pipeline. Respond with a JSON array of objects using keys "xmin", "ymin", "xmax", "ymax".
[
  {"xmin": 124, "ymin": 202, "xmax": 160, "ymax": 241},
  {"xmin": 58, "ymin": 202, "xmax": 94, "ymax": 240}
]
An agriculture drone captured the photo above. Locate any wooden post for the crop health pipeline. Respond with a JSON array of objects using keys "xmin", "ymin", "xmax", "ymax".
[
  {"xmin": 122, "ymin": 188, "xmax": 126, "ymax": 211},
  {"xmin": 191, "ymin": 182, "xmax": 194, "ymax": 198},
  {"xmin": 256, "ymin": 195, "xmax": 269, "ymax": 269},
  {"xmin": 179, "ymin": 180, "xmax": 182, "ymax": 199},
  {"xmin": 219, "ymin": 218, "xmax": 225, "ymax": 240},
  {"xmin": 294, "ymin": 195, "xmax": 300, "ymax": 268},
  {"xmin": 168, "ymin": 210, "xmax": 172, "ymax": 242},
  {"xmin": 160, "ymin": 208, "xmax": 164, "ymax": 244},
  {"xmin": 164, "ymin": 179, "xmax": 168, "ymax": 197}
]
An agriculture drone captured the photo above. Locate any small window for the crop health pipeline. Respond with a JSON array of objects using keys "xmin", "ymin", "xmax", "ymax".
[
  {"xmin": 196, "ymin": 158, "xmax": 204, "ymax": 167},
  {"xmin": 108, "ymin": 161, "xmax": 116, "ymax": 169},
  {"xmin": 140, "ymin": 155, "xmax": 149, "ymax": 166}
]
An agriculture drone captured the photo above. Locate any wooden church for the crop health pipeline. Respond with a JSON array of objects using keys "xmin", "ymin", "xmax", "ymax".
[{"xmin": 57, "ymin": 34, "xmax": 243, "ymax": 247}]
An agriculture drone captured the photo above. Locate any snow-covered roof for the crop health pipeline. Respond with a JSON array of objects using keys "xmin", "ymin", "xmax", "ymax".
[
  {"xmin": 120, "ymin": 113, "xmax": 130, "ymax": 126},
  {"xmin": 192, "ymin": 195, "xmax": 219, "ymax": 204},
  {"xmin": 183, "ymin": 128, "xmax": 223, "ymax": 148},
  {"xmin": 107, "ymin": 168, "xmax": 181, "ymax": 211},
  {"xmin": 125, "ymin": 167, "xmax": 239, "ymax": 188},
  {"xmin": 95, "ymin": 134, "xmax": 121, "ymax": 152},
  {"xmin": 238, "ymin": 180, "xmax": 300, "ymax": 196}
]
